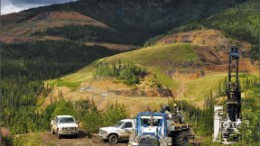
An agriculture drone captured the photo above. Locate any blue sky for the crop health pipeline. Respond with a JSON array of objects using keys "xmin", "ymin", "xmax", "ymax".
[{"xmin": 1, "ymin": 0, "xmax": 77, "ymax": 15}]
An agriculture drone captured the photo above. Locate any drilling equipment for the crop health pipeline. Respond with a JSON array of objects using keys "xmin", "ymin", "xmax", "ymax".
[{"xmin": 213, "ymin": 46, "xmax": 242, "ymax": 144}]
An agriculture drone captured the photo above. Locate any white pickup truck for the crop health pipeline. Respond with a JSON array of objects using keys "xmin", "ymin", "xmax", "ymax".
[
  {"xmin": 99, "ymin": 119, "xmax": 135, "ymax": 144},
  {"xmin": 51, "ymin": 115, "xmax": 79, "ymax": 139}
]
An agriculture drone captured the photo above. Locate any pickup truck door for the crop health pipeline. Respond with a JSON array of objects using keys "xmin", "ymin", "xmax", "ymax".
[{"xmin": 121, "ymin": 122, "xmax": 134, "ymax": 138}]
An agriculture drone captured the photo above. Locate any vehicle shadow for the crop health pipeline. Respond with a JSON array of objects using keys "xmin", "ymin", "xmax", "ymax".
[{"xmin": 60, "ymin": 130, "xmax": 87, "ymax": 139}]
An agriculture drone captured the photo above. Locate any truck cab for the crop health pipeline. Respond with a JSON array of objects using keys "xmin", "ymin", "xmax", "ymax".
[
  {"xmin": 50, "ymin": 115, "xmax": 79, "ymax": 139},
  {"xmin": 129, "ymin": 112, "xmax": 171, "ymax": 146},
  {"xmin": 99, "ymin": 119, "xmax": 135, "ymax": 144},
  {"xmin": 129, "ymin": 112, "xmax": 192, "ymax": 146}
]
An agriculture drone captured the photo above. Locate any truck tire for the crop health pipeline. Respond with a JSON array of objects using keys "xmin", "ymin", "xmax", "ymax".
[
  {"xmin": 51, "ymin": 128, "xmax": 55, "ymax": 134},
  {"xmin": 74, "ymin": 133, "xmax": 79, "ymax": 138},
  {"xmin": 139, "ymin": 135, "xmax": 158, "ymax": 146},
  {"xmin": 108, "ymin": 134, "xmax": 118, "ymax": 144},
  {"xmin": 172, "ymin": 130, "xmax": 189, "ymax": 146},
  {"xmin": 57, "ymin": 132, "xmax": 62, "ymax": 139}
]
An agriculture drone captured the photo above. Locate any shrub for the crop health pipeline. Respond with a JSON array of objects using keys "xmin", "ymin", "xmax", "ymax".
[
  {"xmin": 102, "ymin": 103, "xmax": 128, "ymax": 127},
  {"xmin": 95, "ymin": 60, "xmax": 146, "ymax": 85}
]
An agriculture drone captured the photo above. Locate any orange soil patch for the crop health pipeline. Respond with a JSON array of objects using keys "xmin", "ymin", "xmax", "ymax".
[
  {"xmin": 205, "ymin": 58, "xmax": 258, "ymax": 73},
  {"xmin": 43, "ymin": 36, "xmax": 67, "ymax": 41},
  {"xmin": 157, "ymin": 29, "xmax": 251, "ymax": 51},
  {"xmin": 194, "ymin": 46, "xmax": 223, "ymax": 65},
  {"xmin": 85, "ymin": 42, "xmax": 138, "ymax": 51},
  {"xmin": 0, "ymin": 28, "xmax": 32, "ymax": 36},
  {"xmin": 50, "ymin": 12, "xmax": 98, "ymax": 21},
  {"xmin": 0, "ymin": 36, "xmax": 43, "ymax": 44},
  {"xmin": 30, "ymin": 11, "xmax": 108, "ymax": 28},
  {"xmin": 157, "ymin": 29, "xmax": 227, "ymax": 46},
  {"xmin": 1, "ymin": 12, "xmax": 29, "ymax": 26},
  {"xmin": 157, "ymin": 29, "xmax": 257, "ymax": 74}
]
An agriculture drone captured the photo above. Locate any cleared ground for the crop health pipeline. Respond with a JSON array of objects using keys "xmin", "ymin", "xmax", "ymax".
[{"xmin": 13, "ymin": 131, "xmax": 128, "ymax": 146}]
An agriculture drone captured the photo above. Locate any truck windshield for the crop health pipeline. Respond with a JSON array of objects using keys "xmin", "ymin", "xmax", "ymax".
[
  {"xmin": 114, "ymin": 121, "xmax": 124, "ymax": 128},
  {"xmin": 141, "ymin": 118, "xmax": 161, "ymax": 127},
  {"xmin": 59, "ymin": 117, "xmax": 75, "ymax": 123}
]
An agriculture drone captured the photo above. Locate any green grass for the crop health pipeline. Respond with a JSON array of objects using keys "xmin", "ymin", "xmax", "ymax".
[
  {"xmin": 13, "ymin": 133, "xmax": 43, "ymax": 146},
  {"xmin": 48, "ymin": 79, "xmax": 81, "ymax": 90},
  {"xmin": 184, "ymin": 73, "xmax": 226, "ymax": 101},
  {"xmin": 149, "ymin": 67, "xmax": 180, "ymax": 90},
  {"xmin": 105, "ymin": 43, "xmax": 200, "ymax": 69},
  {"xmin": 181, "ymin": 73, "xmax": 258, "ymax": 104},
  {"xmin": 13, "ymin": 133, "xmax": 56, "ymax": 146},
  {"xmin": 36, "ymin": 96, "xmax": 45, "ymax": 107},
  {"xmin": 46, "ymin": 66, "xmax": 94, "ymax": 90},
  {"xmin": 100, "ymin": 43, "xmax": 199, "ymax": 90},
  {"xmin": 47, "ymin": 43, "xmax": 198, "ymax": 90}
]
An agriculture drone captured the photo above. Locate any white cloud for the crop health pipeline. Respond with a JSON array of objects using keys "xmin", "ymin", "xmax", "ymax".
[
  {"xmin": 1, "ymin": 0, "xmax": 78, "ymax": 15},
  {"xmin": 1, "ymin": 3, "xmax": 43, "ymax": 15}
]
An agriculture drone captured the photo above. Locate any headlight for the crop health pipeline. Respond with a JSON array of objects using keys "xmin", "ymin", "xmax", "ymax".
[{"xmin": 99, "ymin": 130, "xmax": 107, "ymax": 135}]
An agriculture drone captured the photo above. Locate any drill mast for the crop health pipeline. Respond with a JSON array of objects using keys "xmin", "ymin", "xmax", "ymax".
[{"xmin": 226, "ymin": 46, "xmax": 241, "ymax": 121}]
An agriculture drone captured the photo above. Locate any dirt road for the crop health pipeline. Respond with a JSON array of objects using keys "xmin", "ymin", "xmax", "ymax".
[{"xmin": 40, "ymin": 132, "xmax": 128, "ymax": 146}]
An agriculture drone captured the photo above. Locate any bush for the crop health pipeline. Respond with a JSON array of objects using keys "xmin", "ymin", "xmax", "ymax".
[
  {"xmin": 82, "ymin": 102, "xmax": 128, "ymax": 134},
  {"xmin": 102, "ymin": 103, "xmax": 128, "ymax": 127},
  {"xmin": 95, "ymin": 60, "xmax": 146, "ymax": 85},
  {"xmin": 82, "ymin": 105, "xmax": 103, "ymax": 134}
]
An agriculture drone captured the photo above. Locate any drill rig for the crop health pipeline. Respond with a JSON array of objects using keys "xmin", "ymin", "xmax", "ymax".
[{"xmin": 213, "ymin": 46, "xmax": 242, "ymax": 144}]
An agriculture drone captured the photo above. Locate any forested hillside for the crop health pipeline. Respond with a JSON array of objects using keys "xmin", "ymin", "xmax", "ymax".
[
  {"xmin": 1, "ymin": 0, "xmax": 248, "ymax": 45},
  {"xmin": 0, "ymin": 41, "xmax": 121, "ymax": 135},
  {"xmin": 146, "ymin": 0, "xmax": 259, "ymax": 58}
]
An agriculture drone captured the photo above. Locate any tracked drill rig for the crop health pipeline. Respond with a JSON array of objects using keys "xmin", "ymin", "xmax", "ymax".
[{"xmin": 213, "ymin": 46, "xmax": 242, "ymax": 144}]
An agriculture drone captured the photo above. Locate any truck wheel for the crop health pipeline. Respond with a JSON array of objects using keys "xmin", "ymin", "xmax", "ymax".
[
  {"xmin": 173, "ymin": 130, "xmax": 189, "ymax": 146},
  {"xmin": 51, "ymin": 128, "xmax": 55, "ymax": 134},
  {"xmin": 74, "ymin": 133, "xmax": 79, "ymax": 138},
  {"xmin": 57, "ymin": 132, "xmax": 62, "ymax": 139},
  {"xmin": 108, "ymin": 134, "xmax": 118, "ymax": 144}
]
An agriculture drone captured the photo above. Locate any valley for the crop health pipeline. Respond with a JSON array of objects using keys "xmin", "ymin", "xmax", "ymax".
[{"xmin": 0, "ymin": 0, "xmax": 259, "ymax": 145}]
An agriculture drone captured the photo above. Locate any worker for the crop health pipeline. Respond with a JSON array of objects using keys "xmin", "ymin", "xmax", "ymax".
[
  {"xmin": 173, "ymin": 103, "xmax": 179, "ymax": 113},
  {"xmin": 172, "ymin": 103, "xmax": 184, "ymax": 123},
  {"xmin": 160, "ymin": 105, "xmax": 172, "ymax": 119}
]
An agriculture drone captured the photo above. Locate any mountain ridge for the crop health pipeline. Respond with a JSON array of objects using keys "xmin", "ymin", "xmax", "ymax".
[{"xmin": 1, "ymin": 0, "xmax": 248, "ymax": 45}]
